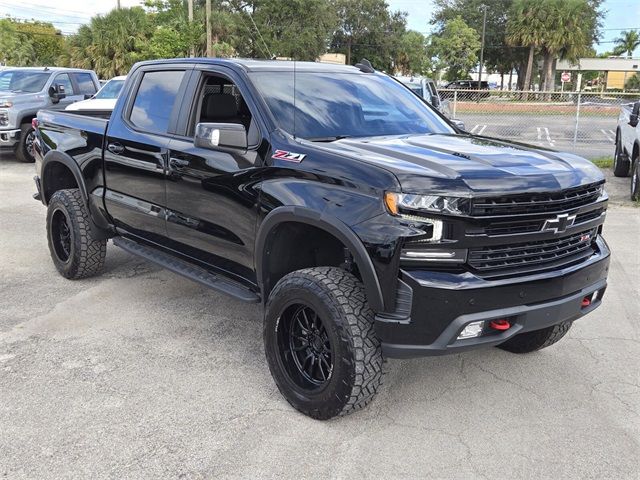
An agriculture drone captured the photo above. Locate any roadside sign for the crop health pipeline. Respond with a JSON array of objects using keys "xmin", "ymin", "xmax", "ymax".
[{"xmin": 561, "ymin": 72, "xmax": 571, "ymax": 83}]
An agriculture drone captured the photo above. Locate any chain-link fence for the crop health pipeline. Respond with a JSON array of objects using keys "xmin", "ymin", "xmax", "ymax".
[{"xmin": 439, "ymin": 89, "xmax": 640, "ymax": 159}]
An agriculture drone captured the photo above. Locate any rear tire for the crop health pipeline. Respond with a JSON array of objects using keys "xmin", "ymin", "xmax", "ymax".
[
  {"xmin": 46, "ymin": 189, "xmax": 107, "ymax": 279},
  {"xmin": 15, "ymin": 124, "xmax": 36, "ymax": 163},
  {"xmin": 264, "ymin": 267, "xmax": 383, "ymax": 420},
  {"xmin": 613, "ymin": 134, "xmax": 630, "ymax": 177},
  {"xmin": 497, "ymin": 321, "xmax": 572, "ymax": 353}
]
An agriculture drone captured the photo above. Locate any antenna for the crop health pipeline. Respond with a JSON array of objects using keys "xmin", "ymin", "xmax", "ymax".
[
  {"xmin": 293, "ymin": 59, "xmax": 296, "ymax": 139},
  {"xmin": 354, "ymin": 58, "xmax": 375, "ymax": 73}
]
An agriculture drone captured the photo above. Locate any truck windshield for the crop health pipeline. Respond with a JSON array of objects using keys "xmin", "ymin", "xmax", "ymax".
[
  {"xmin": 0, "ymin": 71, "xmax": 51, "ymax": 93},
  {"xmin": 94, "ymin": 79, "xmax": 125, "ymax": 99},
  {"xmin": 250, "ymin": 71, "xmax": 453, "ymax": 140}
]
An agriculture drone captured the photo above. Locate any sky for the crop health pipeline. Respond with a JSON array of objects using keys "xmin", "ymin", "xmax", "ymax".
[{"xmin": 0, "ymin": 0, "xmax": 638, "ymax": 56}]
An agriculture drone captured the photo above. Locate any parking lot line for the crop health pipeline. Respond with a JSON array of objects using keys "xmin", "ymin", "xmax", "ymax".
[
  {"xmin": 601, "ymin": 129, "xmax": 614, "ymax": 143},
  {"xmin": 476, "ymin": 125, "xmax": 487, "ymax": 135}
]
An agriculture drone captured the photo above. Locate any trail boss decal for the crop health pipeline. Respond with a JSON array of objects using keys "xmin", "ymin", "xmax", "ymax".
[{"xmin": 272, "ymin": 150, "xmax": 306, "ymax": 163}]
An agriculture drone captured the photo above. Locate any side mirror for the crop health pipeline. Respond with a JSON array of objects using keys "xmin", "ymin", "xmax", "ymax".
[
  {"xmin": 195, "ymin": 122, "xmax": 247, "ymax": 150},
  {"xmin": 451, "ymin": 119, "xmax": 466, "ymax": 131},
  {"xmin": 630, "ymin": 102, "xmax": 640, "ymax": 128},
  {"xmin": 48, "ymin": 83, "xmax": 66, "ymax": 104}
]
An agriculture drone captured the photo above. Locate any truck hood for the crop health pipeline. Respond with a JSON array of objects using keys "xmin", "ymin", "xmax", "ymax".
[
  {"xmin": 322, "ymin": 133, "xmax": 604, "ymax": 194},
  {"xmin": 0, "ymin": 91, "xmax": 46, "ymax": 107}
]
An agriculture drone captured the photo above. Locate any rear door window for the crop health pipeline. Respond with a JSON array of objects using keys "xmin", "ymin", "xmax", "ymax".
[
  {"xmin": 129, "ymin": 70, "xmax": 186, "ymax": 135},
  {"xmin": 73, "ymin": 73, "xmax": 97, "ymax": 95}
]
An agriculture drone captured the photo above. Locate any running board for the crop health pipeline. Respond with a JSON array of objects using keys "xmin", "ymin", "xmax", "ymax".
[{"xmin": 112, "ymin": 237, "xmax": 260, "ymax": 303}]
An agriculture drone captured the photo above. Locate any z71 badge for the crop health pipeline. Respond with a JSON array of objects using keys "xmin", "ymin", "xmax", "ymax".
[{"xmin": 272, "ymin": 150, "xmax": 306, "ymax": 163}]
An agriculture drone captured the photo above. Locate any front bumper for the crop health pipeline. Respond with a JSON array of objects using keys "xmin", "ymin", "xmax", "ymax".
[
  {"xmin": 376, "ymin": 236, "xmax": 610, "ymax": 358},
  {"xmin": 0, "ymin": 128, "xmax": 20, "ymax": 147}
]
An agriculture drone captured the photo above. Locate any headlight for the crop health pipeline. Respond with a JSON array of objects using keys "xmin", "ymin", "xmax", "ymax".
[
  {"xmin": 384, "ymin": 192, "xmax": 470, "ymax": 216},
  {"xmin": 0, "ymin": 100, "xmax": 12, "ymax": 108}
]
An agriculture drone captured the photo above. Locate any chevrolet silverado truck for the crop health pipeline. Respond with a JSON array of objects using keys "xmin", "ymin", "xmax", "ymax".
[
  {"xmin": 0, "ymin": 67, "xmax": 100, "ymax": 162},
  {"xmin": 33, "ymin": 58, "xmax": 610, "ymax": 420},
  {"xmin": 613, "ymin": 100, "xmax": 640, "ymax": 200}
]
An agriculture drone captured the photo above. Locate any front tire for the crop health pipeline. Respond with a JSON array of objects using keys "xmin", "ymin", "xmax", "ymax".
[
  {"xmin": 613, "ymin": 134, "xmax": 630, "ymax": 177},
  {"xmin": 264, "ymin": 267, "xmax": 383, "ymax": 420},
  {"xmin": 498, "ymin": 321, "xmax": 572, "ymax": 354},
  {"xmin": 15, "ymin": 124, "xmax": 36, "ymax": 163},
  {"xmin": 631, "ymin": 158, "xmax": 640, "ymax": 201},
  {"xmin": 46, "ymin": 189, "xmax": 107, "ymax": 279}
]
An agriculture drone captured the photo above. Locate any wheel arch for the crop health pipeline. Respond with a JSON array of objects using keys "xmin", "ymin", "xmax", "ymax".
[
  {"xmin": 41, "ymin": 150, "xmax": 88, "ymax": 206},
  {"xmin": 255, "ymin": 207, "xmax": 385, "ymax": 312}
]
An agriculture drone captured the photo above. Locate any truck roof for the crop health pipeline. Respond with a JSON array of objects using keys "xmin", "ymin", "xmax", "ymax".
[
  {"xmin": 135, "ymin": 58, "xmax": 365, "ymax": 73},
  {"xmin": 0, "ymin": 67, "xmax": 95, "ymax": 73}
]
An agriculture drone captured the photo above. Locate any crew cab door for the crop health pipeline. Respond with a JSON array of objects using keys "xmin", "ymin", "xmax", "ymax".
[
  {"xmin": 164, "ymin": 67, "xmax": 265, "ymax": 285},
  {"xmin": 103, "ymin": 66, "xmax": 191, "ymax": 242}
]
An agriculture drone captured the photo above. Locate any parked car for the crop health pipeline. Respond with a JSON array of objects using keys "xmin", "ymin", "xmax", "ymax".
[
  {"xmin": 441, "ymin": 80, "xmax": 491, "ymax": 100},
  {"xmin": 613, "ymin": 100, "xmax": 640, "ymax": 200},
  {"xmin": 33, "ymin": 58, "xmax": 609, "ymax": 420},
  {"xmin": 0, "ymin": 67, "xmax": 99, "ymax": 162},
  {"xmin": 396, "ymin": 75, "xmax": 449, "ymax": 114},
  {"xmin": 66, "ymin": 76, "xmax": 126, "ymax": 112}
]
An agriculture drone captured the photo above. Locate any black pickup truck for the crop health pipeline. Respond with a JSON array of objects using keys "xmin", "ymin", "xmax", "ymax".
[{"xmin": 33, "ymin": 58, "xmax": 610, "ymax": 420}]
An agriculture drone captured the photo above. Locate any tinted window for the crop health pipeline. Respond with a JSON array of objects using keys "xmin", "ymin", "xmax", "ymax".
[
  {"xmin": 0, "ymin": 71, "xmax": 50, "ymax": 93},
  {"xmin": 251, "ymin": 72, "xmax": 452, "ymax": 140},
  {"xmin": 54, "ymin": 73, "xmax": 75, "ymax": 95},
  {"xmin": 130, "ymin": 70, "xmax": 186, "ymax": 134},
  {"xmin": 74, "ymin": 73, "xmax": 97, "ymax": 95}
]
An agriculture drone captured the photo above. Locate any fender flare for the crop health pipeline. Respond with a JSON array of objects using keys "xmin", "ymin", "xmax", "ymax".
[
  {"xmin": 41, "ymin": 150, "xmax": 89, "ymax": 205},
  {"xmin": 255, "ymin": 206, "xmax": 385, "ymax": 312}
]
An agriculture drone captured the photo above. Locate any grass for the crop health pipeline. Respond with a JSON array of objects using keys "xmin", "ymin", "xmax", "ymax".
[{"xmin": 591, "ymin": 157, "xmax": 613, "ymax": 168}]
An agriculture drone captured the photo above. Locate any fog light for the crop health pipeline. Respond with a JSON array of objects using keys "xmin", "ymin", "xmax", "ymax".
[{"xmin": 457, "ymin": 321, "xmax": 484, "ymax": 339}]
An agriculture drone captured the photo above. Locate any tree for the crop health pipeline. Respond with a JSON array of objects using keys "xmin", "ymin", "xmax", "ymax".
[
  {"xmin": 430, "ymin": 16, "xmax": 481, "ymax": 81},
  {"xmin": 431, "ymin": 0, "xmax": 519, "ymax": 83},
  {"xmin": 506, "ymin": 0, "xmax": 547, "ymax": 90},
  {"xmin": 331, "ymin": 0, "xmax": 405, "ymax": 70},
  {"xmin": 395, "ymin": 30, "xmax": 429, "ymax": 75},
  {"xmin": 63, "ymin": 7, "xmax": 153, "ymax": 78},
  {"xmin": 0, "ymin": 19, "xmax": 36, "ymax": 66},
  {"xmin": 613, "ymin": 30, "xmax": 640, "ymax": 58}
]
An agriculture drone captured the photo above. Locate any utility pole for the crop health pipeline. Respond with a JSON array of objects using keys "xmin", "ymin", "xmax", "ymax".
[
  {"xmin": 478, "ymin": 4, "xmax": 487, "ymax": 101},
  {"xmin": 116, "ymin": 0, "xmax": 121, "ymax": 8},
  {"xmin": 188, "ymin": 0, "xmax": 194, "ymax": 57},
  {"xmin": 206, "ymin": 0, "xmax": 212, "ymax": 58}
]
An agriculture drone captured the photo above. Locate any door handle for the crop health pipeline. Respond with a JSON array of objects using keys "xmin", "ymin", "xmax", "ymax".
[
  {"xmin": 107, "ymin": 142, "xmax": 124, "ymax": 155},
  {"xmin": 169, "ymin": 157, "xmax": 189, "ymax": 169}
]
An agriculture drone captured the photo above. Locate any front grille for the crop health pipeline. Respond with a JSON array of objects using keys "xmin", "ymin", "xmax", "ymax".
[
  {"xmin": 471, "ymin": 207, "xmax": 605, "ymax": 237},
  {"xmin": 468, "ymin": 228, "xmax": 597, "ymax": 274},
  {"xmin": 471, "ymin": 183, "xmax": 603, "ymax": 216}
]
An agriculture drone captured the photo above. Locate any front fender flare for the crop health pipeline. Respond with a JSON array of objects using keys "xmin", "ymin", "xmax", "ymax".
[{"xmin": 255, "ymin": 206, "xmax": 385, "ymax": 312}]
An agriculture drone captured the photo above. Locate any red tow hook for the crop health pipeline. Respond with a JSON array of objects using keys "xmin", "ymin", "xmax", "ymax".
[
  {"xmin": 581, "ymin": 297, "xmax": 591, "ymax": 308},
  {"xmin": 489, "ymin": 319, "xmax": 511, "ymax": 331}
]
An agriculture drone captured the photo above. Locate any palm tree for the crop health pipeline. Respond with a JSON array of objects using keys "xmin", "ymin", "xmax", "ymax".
[
  {"xmin": 614, "ymin": 30, "xmax": 640, "ymax": 58},
  {"xmin": 507, "ymin": 0, "xmax": 547, "ymax": 91}
]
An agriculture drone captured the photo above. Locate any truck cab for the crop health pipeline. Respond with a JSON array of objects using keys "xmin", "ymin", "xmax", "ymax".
[{"xmin": 0, "ymin": 67, "xmax": 100, "ymax": 162}]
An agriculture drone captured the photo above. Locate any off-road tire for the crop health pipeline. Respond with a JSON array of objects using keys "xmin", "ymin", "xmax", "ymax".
[
  {"xmin": 46, "ymin": 189, "xmax": 106, "ymax": 279},
  {"xmin": 264, "ymin": 267, "xmax": 383, "ymax": 420},
  {"xmin": 498, "ymin": 321, "xmax": 572, "ymax": 354},
  {"xmin": 613, "ymin": 134, "xmax": 630, "ymax": 177},
  {"xmin": 15, "ymin": 124, "xmax": 36, "ymax": 163},
  {"xmin": 631, "ymin": 158, "xmax": 640, "ymax": 201}
]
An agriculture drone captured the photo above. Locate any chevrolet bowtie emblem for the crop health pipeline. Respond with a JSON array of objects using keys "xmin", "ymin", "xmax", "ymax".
[{"xmin": 542, "ymin": 213, "xmax": 576, "ymax": 234}]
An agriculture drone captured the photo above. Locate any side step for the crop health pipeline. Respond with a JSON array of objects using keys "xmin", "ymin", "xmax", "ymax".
[{"xmin": 112, "ymin": 237, "xmax": 260, "ymax": 303}]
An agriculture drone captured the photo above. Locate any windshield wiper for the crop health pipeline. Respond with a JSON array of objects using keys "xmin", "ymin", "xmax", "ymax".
[{"xmin": 307, "ymin": 135, "xmax": 351, "ymax": 142}]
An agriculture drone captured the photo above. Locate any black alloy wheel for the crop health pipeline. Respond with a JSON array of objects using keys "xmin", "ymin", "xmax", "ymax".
[
  {"xmin": 276, "ymin": 304, "xmax": 333, "ymax": 389},
  {"xmin": 50, "ymin": 208, "xmax": 72, "ymax": 263}
]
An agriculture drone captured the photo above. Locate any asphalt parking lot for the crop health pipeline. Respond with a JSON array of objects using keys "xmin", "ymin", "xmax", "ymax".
[
  {"xmin": 457, "ymin": 113, "xmax": 617, "ymax": 160},
  {"xmin": 1, "ymin": 154, "xmax": 639, "ymax": 479}
]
